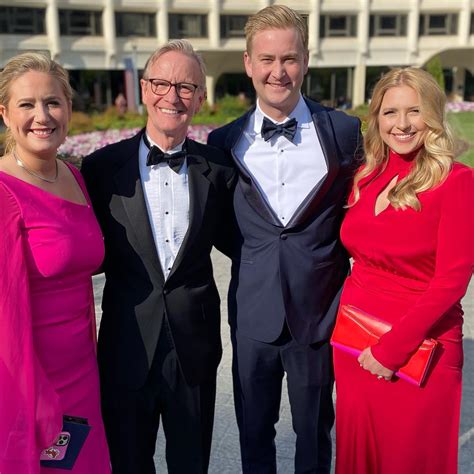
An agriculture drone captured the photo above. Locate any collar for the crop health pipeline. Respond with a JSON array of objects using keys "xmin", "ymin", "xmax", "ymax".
[{"xmin": 252, "ymin": 95, "xmax": 311, "ymax": 137}]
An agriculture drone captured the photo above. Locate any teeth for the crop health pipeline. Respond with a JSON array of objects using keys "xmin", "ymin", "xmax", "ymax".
[
  {"xmin": 394, "ymin": 134, "xmax": 414, "ymax": 140},
  {"xmin": 160, "ymin": 108, "xmax": 180, "ymax": 115},
  {"xmin": 32, "ymin": 129, "xmax": 53, "ymax": 136}
]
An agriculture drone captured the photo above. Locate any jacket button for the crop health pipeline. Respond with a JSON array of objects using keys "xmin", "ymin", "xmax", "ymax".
[{"xmin": 280, "ymin": 234, "xmax": 288, "ymax": 240}]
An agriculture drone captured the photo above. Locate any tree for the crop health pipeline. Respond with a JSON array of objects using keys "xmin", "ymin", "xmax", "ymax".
[{"xmin": 425, "ymin": 55, "xmax": 445, "ymax": 91}]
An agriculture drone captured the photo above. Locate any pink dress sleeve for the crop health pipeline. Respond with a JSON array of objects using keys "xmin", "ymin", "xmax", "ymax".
[
  {"xmin": 0, "ymin": 182, "xmax": 62, "ymax": 474},
  {"xmin": 371, "ymin": 165, "xmax": 474, "ymax": 370}
]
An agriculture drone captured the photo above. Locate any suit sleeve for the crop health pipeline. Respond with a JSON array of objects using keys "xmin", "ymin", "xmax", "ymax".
[
  {"xmin": 371, "ymin": 166, "xmax": 474, "ymax": 370},
  {"xmin": 0, "ymin": 184, "xmax": 61, "ymax": 474}
]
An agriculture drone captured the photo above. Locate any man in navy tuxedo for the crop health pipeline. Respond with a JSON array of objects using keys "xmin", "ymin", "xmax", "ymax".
[
  {"xmin": 82, "ymin": 40, "xmax": 235, "ymax": 473},
  {"xmin": 208, "ymin": 5, "xmax": 363, "ymax": 473}
]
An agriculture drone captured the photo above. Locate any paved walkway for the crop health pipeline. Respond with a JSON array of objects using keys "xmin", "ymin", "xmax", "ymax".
[{"xmin": 93, "ymin": 250, "xmax": 473, "ymax": 473}]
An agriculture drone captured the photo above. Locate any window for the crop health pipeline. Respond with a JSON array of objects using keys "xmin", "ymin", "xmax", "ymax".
[
  {"xmin": 470, "ymin": 13, "xmax": 474, "ymax": 35},
  {"xmin": 59, "ymin": 9, "xmax": 102, "ymax": 36},
  {"xmin": 370, "ymin": 14, "xmax": 407, "ymax": 37},
  {"xmin": 169, "ymin": 14, "xmax": 208, "ymax": 38},
  {"xmin": 419, "ymin": 14, "xmax": 458, "ymax": 36},
  {"xmin": 320, "ymin": 15, "xmax": 357, "ymax": 38},
  {"xmin": 115, "ymin": 12, "xmax": 156, "ymax": 37},
  {"xmin": 220, "ymin": 15, "xmax": 248, "ymax": 38},
  {"xmin": 0, "ymin": 7, "xmax": 45, "ymax": 34}
]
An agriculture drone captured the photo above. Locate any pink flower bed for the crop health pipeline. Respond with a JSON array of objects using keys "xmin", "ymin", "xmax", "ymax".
[
  {"xmin": 446, "ymin": 101, "xmax": 474, "ymax": 113},
  {"xmin": 58, "ymin": 125, "xmax": 216, "ymax": 159}
]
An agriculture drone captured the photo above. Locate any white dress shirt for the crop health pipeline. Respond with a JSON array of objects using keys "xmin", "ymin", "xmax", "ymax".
[
  {"xmin": 139, "ymin": 135, "xmax": 189, "ymax": 279},
  {"xmin": 234, "ymin": 95, "xmax": 327, "ymax": 225}
]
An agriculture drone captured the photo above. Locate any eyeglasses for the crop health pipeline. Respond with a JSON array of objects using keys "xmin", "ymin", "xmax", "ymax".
[{"xmin": 146, "ymin": 78, "xmax": 200, "ymax": 99}]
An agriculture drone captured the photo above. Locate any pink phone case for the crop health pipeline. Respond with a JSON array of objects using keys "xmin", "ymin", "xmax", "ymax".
[{"xmin": 40, "ymin": 431, "xmax": 71, "ymax": 461}]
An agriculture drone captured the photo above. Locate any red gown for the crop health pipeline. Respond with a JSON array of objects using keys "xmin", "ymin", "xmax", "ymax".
[{"xmin": 334, "ymin": 150, "xmax": 473, "ymax": 474}]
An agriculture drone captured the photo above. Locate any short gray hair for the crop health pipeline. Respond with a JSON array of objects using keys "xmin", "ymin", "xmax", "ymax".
[{"xmin": 143, "ymin": 39, "xmax": 207, "ymax": 88}]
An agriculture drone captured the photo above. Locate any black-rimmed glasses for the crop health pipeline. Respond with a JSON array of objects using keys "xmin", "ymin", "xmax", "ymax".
[{"xmin": 146, "ymin": 78, "xmax": 200, "ymax": 99}]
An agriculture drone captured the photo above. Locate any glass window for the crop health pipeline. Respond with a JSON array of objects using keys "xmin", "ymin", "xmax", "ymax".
[
  {"xmin": 419, "ymin": 14, "xmax": 458, "ymax": 36},
  {"xmin": 59, "ymin": 9, "xmax": 103, "ymax": 36},
  {"xmin": 220, "ymin": 15, "xmax": 248, "ymax": 38},
  {"xmin": 115, "ymin": 12, "xmax": 156, "ymax": 37},
  {"xmin": 0, "ymin": 7, "xmax": 45, "ymax": 34},
  {"xmin": 320, "ymin": 15, "xmax": 357, "ymax": 38},
  {"xmin": 169, "ymin": 14, "xmax": 208, "ymax": 38},
  {"xmin": 370, "ymin": 14, "xmax": 407, "ymax": 37}
]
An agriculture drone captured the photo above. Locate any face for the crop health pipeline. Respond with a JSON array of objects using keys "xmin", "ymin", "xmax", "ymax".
[
  {"xmin": 141, "ymin": 51, "xmax": 205, "ymax": 147},
  {"xmin": 378, "ymin": 85, "xmax": 427, "ymax": 155},
  {"xmin": 0, "ymin": 71, "xmax": 71, "ymax": 160},
  {"xmin": 244, "ymin": 27, "xmax": 308, "ymax": 121}
]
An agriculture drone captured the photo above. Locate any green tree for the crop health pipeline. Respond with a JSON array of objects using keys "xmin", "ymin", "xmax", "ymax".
[{"xmin": 425, "ymin": 55, "xmax": 445, "ymax": 91}]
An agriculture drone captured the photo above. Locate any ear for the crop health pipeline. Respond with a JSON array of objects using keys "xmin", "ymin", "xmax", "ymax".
[
  {"xmin": 194, "ymin": 88, "xmax": 206, "ymax": 115},
  {"xmin": 243, "ymin": 51, "xmax": 253, "ymax": 79},
  {"xmin": 303, "ymin": 51, "xmax": 309, "ymax": 75},
  {"xmin": 140, "ymin": 79, "xmax": 148, "ymax": 104},
  {"xmin": 0, "ymin": 105, "xmax": 9, "ymax": 128}
]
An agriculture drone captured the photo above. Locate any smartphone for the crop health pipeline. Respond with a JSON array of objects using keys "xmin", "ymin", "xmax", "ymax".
[{"xmin": 40, "ymin": 431, "xmax": 71, "ymax": 461}]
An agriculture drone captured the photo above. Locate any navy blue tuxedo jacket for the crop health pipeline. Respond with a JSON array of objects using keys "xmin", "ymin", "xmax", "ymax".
[
  {"xmin": 81, "ymin": 131, "xmax": 235, "ymax": 389},
  {"xmin": 208, "ymin": 97, "xmax": 363, "ymax": 344}
]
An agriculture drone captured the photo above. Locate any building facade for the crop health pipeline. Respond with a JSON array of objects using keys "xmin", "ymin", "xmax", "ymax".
[{"xmin": 1, "ymin": 0, "xmax": 473, "ymax": 109}]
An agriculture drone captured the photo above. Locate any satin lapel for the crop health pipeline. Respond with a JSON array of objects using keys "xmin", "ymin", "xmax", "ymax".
[
  {"xmin": 167, "ymin": 141, "xmax": 211, "ymax": 279},
  {"xmin": 229, "ymin": 109, "xmax": 282, "ymax": 227},
  {"xmin": 112, "ymin": 152, "xmax": 164, "ymax": 284},
  {"xmin": 287, "ymin": 106, "xmax": 340, "ymax": 227}
]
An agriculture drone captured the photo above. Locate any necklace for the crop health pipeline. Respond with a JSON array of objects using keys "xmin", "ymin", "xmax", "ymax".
[{"xmin": 13, "ymin": 150, "xmax": 59, "ymax": 184}]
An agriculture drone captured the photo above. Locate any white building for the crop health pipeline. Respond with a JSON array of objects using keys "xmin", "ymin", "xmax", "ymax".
[{"xmin": 1, "ymin": 0, "xmax": 473, "ymax": 109}]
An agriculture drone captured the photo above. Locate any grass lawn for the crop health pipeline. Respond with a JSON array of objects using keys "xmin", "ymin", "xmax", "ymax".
[{"xmin": 447, "ymin": 112, "xmax": 474, "ymax": 167}]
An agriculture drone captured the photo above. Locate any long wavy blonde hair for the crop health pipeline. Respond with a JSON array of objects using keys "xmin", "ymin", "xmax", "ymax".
[{"xmin": 351, "ymin": 67, "xmax": 455, "ymax": 211}]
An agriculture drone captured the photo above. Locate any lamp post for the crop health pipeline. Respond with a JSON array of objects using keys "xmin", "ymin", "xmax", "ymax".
[{"xmin": 131, "ymin": 39, "xmax": 141, "ymax": 113}]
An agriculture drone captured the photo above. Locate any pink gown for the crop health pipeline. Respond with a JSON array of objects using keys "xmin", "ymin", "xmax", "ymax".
[
  {"xmin": 0, "ymin": 164, "xmax": 111, "ymax": 474},
  {"xmin": 334, "ymin": 150, "xmax": 473, "ymax": 474}
]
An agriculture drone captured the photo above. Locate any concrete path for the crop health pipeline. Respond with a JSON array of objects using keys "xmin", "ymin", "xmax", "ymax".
[{"xmin": 93, "ymin": 250, "xmax": 473, "ymax": 473}]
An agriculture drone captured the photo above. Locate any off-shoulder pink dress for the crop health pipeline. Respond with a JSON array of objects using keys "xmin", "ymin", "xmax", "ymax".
[{"xmin": 0, "ymin": 164, "xmax": 110, "ymax": 473}]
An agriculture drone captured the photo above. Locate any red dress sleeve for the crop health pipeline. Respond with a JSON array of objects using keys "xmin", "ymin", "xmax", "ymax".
[
  {"xmin": 371, "ymin": 165, "xmax": 474, "ymax": 370},
  {"xmin": 0, "ymin": 182, "xmax": 61, "ymax": 474}
]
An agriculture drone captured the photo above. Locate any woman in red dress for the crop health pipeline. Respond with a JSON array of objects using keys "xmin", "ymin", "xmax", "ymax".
[{"xmin": 333, "ymin": 67, "xmax": 473, "ymax": 473}]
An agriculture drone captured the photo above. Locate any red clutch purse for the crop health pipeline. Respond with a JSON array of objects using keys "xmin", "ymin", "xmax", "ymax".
[{"xmin": 330, "ymin": 304, "xmax": 438, "ymax": 386}]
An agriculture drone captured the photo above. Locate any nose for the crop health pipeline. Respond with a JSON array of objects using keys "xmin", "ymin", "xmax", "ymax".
[
  {"xmin": 163, "ymin": 84, "xmax": 180, "ymax": 103},
  {"xmin": 34, "ymin": 103, "xmax": 50, "ymax": 123},
  {"xmin": 395, "ymin": 113, "xmax": 411, "ymax": 131},
  {"xmin": 271, "ymin": 61, "xmax": 286, "ymax": 80}
]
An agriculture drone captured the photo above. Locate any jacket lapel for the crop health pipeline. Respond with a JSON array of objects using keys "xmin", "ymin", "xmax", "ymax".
[
  {"xmin": 111, "ymin": 135, "xmax": 165, "ymax": 285},
  {"xmin": 167, "ymin": 139, "xmax": 211, "ymax": 279},
  {"xmin": 229, "ymin": 109, "xmax": 282, "ymax": 227},
  {"xmin": 287, "ymin": 101, "xmax": 340, "ymax": 227}
]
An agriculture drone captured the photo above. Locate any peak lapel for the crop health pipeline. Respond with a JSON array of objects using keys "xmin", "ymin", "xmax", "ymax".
[
  {"xmin": 167, "ymin": 140, "xmax": 211, "ymax": 279},
  {"xmin": 112, "ymin": 151, "xmax": 165, "ymax": 285},
  {"xmin": 287, "ymin": 106, "xmax": 340, "ymax": 227}
]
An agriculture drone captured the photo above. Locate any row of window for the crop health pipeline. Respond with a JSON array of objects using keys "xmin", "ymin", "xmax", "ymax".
[{"xmin": 0, "ymin": 7, "xmax": 471, "ymax": 39}]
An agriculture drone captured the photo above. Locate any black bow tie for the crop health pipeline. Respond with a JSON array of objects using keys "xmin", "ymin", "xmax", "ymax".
[
  {"xmin": 261, "ymin": 117, "xmax": 298, "ymax": 142},
  {"xmin": 146, "ymin": 147, "xmax": 186, "ymax": 173}
]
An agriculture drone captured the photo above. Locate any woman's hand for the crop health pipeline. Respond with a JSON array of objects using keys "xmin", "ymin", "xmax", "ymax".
[{"xmin": 358, "ymin": 347, "xmax": 394, "ymax": 381}]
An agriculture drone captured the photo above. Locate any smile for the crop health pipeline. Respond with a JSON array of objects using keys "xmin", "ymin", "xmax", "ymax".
[
  {"xmin": 159, "ymin": 108, "xmax": 181, "ymax": 115},
  {"xmin": 30, "ymin": 128, "xmax": 55, "ymax": 136},
  {"xmin": 392, "ymin": 133, "xmax": 416, "ymax": 141}
]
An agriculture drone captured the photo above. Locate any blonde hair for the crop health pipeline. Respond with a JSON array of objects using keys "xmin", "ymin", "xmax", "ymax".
[
  {"xmin": 245, "ymin": 5, "xmax": 308, "ymax": 54},
  {"xmin": 0, "ymin": 51, "xmax": 72, "ymax": 154},
  {"xmin": 143, "ymin": 39, "xmax": 206, "ymax": 89},
  {"xmin": 351, "ymin": 67, "xmax": 455, "ymax": 211}
]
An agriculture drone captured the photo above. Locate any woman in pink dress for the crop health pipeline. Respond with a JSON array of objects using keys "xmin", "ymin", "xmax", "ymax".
[
  {"xmin": 0, "ymin": 52, "xmax": 111, "ymax": 473},
  {"xmin": 333, "ymin": 68, "xmax": 473, "ymax": 473}
]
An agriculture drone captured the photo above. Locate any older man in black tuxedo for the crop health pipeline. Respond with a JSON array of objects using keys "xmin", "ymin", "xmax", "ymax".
[{"xmin": 82, "ymin": 40, "xmax": 235, "ymax": 474}]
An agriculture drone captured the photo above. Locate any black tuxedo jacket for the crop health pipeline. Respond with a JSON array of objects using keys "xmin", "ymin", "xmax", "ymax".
[
  {"xmin": 81, "ymin": 131, "xmax": 235, "ymax": 389},
  {"xmin": 208, "ymin": 97, "xmax": 363, "ymax": 344}
]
